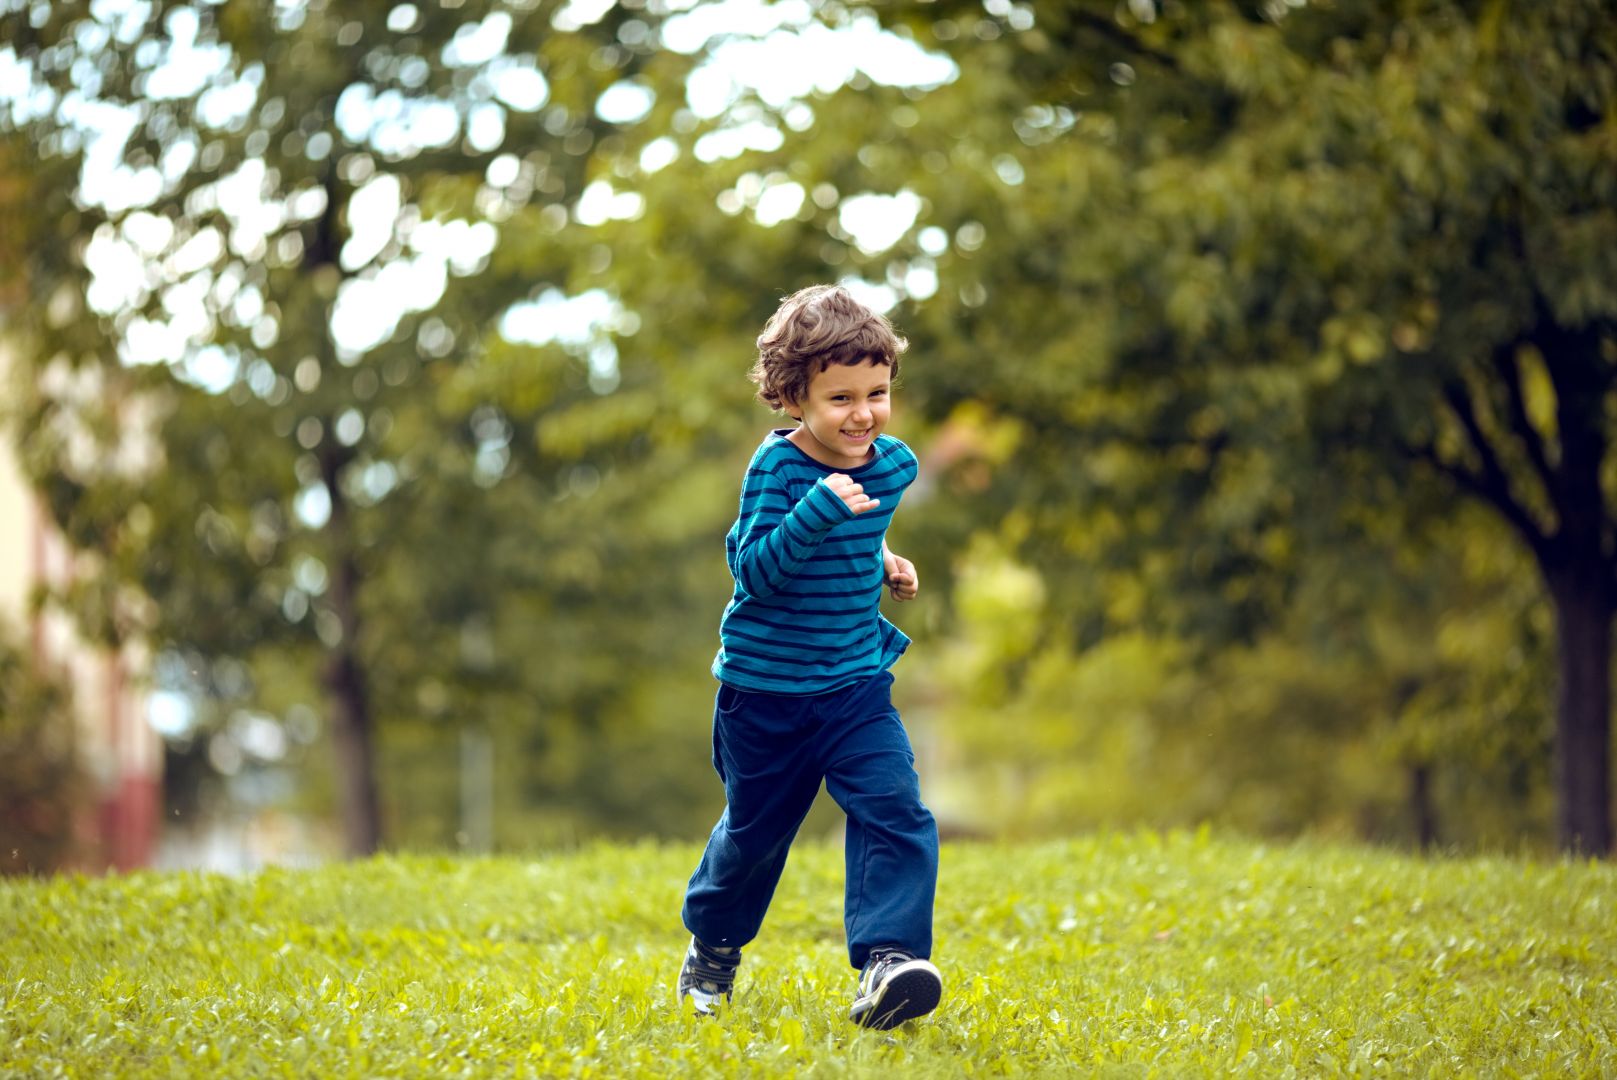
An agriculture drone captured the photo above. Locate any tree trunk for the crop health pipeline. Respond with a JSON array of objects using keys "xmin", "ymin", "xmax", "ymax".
[
  {"xmin": 1546, "ymin": 569, "xmax": 1614, "ymax": 855},
  {"xmin": 1409, "ymin": 763, "xmax": 1437, "ymax": 851},
  {"xmin": 321, "ymin": 446, "xmax": 381, "ymax": 857},
  {"xmin": 304, "ymin": 162, "xmax": 380, "ymax": 857}
]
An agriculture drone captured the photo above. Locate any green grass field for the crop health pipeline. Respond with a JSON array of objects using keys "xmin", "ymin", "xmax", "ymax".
[{"xmin": 3, "ymin": 831, "xmax": 1613, "ymax": 1077}]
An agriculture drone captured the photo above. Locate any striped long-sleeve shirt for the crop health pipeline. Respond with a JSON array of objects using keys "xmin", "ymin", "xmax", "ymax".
[{"xmin": 712, "ymin": 430, "xmax": 920, "ymax": 695}]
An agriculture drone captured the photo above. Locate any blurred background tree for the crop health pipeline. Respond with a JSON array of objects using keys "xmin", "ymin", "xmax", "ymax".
[
  {"xmin": 0, "ymin": 621, "xmax": 90, "ymax": 874},
  {"xmin": 2, "ymin": 0, "xmax": 1611, "ymax": 859},
  {"xmin": 1, "ymin": 0, "xmax": 732, "ymax": 855},
  {"xmin": 757, "ymin": 0, "xmax": 1612, "ymax": 852}
]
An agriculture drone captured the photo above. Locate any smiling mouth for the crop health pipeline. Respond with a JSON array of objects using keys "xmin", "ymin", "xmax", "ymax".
[{"xmin": 842, "ymin": 428, "xmax": 872, "ymax": 440}]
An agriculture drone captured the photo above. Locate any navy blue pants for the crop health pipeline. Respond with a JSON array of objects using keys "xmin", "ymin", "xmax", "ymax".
[{"xmin": 681, "ymin": 672, "xmax": 939, "ymax": 970}]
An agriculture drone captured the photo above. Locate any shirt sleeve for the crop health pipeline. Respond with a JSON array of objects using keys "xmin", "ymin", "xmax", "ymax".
[{"xmin": 728, "ymin": 469, "xmax": 855, "ymax": 600}]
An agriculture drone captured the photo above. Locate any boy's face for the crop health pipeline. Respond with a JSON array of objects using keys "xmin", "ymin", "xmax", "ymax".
[{"xmin": 784, "ymin": 358, "xmax": 892, "ymax": 470}]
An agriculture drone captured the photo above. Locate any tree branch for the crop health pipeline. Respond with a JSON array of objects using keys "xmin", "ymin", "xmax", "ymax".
[
  {"xmin": 1068, "ymin": 11, "xmax": 1182, "ymax": 73},
  {"xmin": 1424, "ymin": 380, "xmax": 1554, "ymax": 557},
  {"xmin": 1404, "ymin": 440, "xmax": 1548, "ymax": 561},
  {"xmin": 1491, "ymin": 341, "xmax": 1559, "ymax": 505}
]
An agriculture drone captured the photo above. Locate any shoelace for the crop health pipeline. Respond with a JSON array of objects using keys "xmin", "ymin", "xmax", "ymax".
[
  {"xmin": 862, "ymin": 947, "xmax": 914, "ymax": 992},
  {"xmin": 684, "ymin": 939, "xmax": 740, "ymax": 994}
]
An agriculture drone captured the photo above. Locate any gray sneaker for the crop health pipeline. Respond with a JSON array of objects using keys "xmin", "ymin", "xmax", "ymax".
[
  {"xmin": 677, "ymin": 936, "xmax": 740, "ymax": 1016},
  {"xmin": 848, "ymin": 947, "xmax": 942, "ymax": 1029}
]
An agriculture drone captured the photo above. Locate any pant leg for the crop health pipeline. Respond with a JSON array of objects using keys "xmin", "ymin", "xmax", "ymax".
[
  {"xmin": 820, "ymin": 673, "xmax": 939, "ymax": 969},
  {"xmin": 682, "ymin": 683, "xmax": 823, "ymax": 950}
]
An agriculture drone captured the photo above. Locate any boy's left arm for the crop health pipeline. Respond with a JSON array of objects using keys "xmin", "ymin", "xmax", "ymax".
[{"xmin": 882, "ymin": 541, "xmax": 918, "ymax": 602}]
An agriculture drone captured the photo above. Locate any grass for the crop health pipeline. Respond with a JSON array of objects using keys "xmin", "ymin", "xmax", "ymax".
[{"xmin": 3, "ymin": 830, "xmax": 1614, "ymax": 1077}]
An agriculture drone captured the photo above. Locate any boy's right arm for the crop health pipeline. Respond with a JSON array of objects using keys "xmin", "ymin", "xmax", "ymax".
[{"xmin": 730, "ymin": 472, "xmax": 877, "ymax": 599}]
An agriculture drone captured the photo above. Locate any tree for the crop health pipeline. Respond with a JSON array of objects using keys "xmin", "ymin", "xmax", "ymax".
[
  {"xmin": 0, "ymin": 621, "xmax": 90, "ymax": 875},
  {"xmin": 750, "ymin": 0, "xmax": 1615, "ymax": 849},
  {"xmin": 912, "ymin": 503, "xmax": 1552, "ymax": 847},
  {"xmin": 0, "ymin": 0, "xmax": 711, "ymax": 854},
  {"xmin": 10, "ymin": 0, "xmax": 1609, "ymax": 856}
]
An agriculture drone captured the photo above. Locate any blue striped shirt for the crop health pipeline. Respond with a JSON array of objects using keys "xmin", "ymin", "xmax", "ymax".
[{"xmin": 712, "ymin": 430, "xmax": 920, "ymax": 695}]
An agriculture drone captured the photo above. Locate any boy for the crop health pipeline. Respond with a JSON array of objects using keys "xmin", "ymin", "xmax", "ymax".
[{"xmin": 677, "ymin": 285, "xmax": 942, "ymax": 1031}]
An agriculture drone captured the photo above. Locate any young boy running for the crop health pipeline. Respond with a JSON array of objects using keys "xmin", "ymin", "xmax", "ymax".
[{"xmin": 677, "ymin": 285, "xmax": 942, "ymax": 1030}]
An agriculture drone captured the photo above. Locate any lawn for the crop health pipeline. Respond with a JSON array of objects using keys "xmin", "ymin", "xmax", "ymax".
[{"xmin": 3, "ymin": 831, "xmax": 1613, "ymax": 1077}]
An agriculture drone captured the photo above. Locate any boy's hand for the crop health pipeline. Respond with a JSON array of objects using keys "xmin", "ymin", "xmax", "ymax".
[
  {"xmin": 825, "ymin": 473, "xmax": 880, "ymax": 515},
  {"xmin": 884, "ymin": 550, "xmax": 919, "ymax": 601}
]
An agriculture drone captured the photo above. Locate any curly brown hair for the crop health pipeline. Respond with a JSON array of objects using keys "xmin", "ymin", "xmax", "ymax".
[{"xmin": 748, "ymin": 285, "xmax": 908, "ymax": 412}]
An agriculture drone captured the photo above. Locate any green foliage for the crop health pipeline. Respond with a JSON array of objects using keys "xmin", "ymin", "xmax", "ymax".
[
  {"xmin": 0, "ymin": 0, "xmax": 735, "ymax": 850},
  {"xmin": 794, "ymin": 0, "xmax": 1617, "ymax": 849},
  {"xmin": 5, "ymin": 0, "xmax": 1614, "ymax": 854},
  {"xmin": 815, "ymin": 0, "xmax": 1617, "ymax": 623},
  {"xmin": 914, "ymin": 506, "xmax": 1556, "ymax": 849},
  {"xmin": 3, "ymin": 834, "xmax": 1614, "ymax": 1075},
  {"xmin": 0, "ymin": 623, "xmax": 89, "ymax": 876}
]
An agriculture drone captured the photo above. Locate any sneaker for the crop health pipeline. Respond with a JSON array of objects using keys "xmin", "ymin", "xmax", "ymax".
[
  {"xmin": 848, "ymin": 947, "xmax": 942, "ymax": 1029},
  {"xmin": 677, "ymin": 936, "xmax": 740, "ymax": 1016}
]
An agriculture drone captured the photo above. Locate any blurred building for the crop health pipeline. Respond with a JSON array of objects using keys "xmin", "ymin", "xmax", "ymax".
[{"xmin": 0, "ymin": 338, "xmax": 161, "ymax": 871}]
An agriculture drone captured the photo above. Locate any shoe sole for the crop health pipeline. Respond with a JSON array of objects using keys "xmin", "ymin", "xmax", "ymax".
[{"xmin": 849, "ymin": 960, "xmax": 942, "ymax": 1030}]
